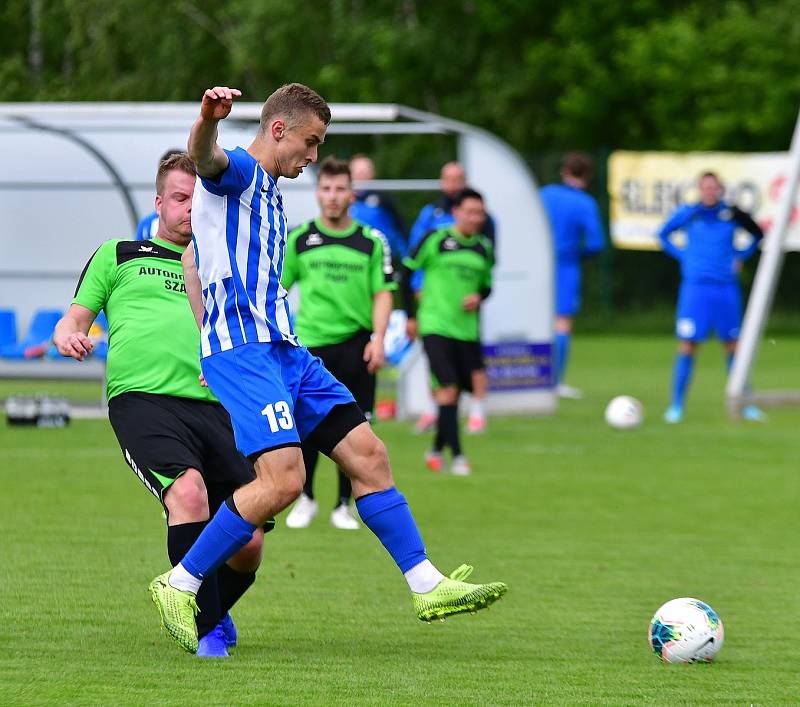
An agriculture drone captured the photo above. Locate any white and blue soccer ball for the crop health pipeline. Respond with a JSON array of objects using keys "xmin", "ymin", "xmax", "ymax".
[
  {"xmin": 604, "ymin": 395, "xmax": 644, "ymax": 430},
  {"xmin": 649, "ymin": 597, "xmax": 725, "ymax": 663}
]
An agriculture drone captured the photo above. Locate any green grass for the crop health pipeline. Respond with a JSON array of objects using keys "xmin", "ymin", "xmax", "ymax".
[
  {"xmin": 1, "ymin": 334, "xmax": 799, "ymax": 705},
  {"xmin": 0, "ymin": 378, "xmax": 104, "ymax": 404}
]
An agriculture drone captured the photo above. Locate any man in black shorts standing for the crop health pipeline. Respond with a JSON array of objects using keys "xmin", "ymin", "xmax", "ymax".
[
  {"xmin": 281, "ymin": 157, "xmax": 395, "ymax": 530},
  {"xmin": 53, "ymin": 153, "xmax": 265, "ymax": 658},
  {"xmin": 402, "ymin": 188, "xmax": 494, "ymax": 476}
]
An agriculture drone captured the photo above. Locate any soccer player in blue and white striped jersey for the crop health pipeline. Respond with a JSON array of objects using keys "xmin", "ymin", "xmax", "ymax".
[{"xmin": 147, "ymin": 84, "xmax": 507, "ymax": 652}]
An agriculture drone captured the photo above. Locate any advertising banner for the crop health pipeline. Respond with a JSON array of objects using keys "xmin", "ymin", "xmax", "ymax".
[{"xmin": 609, "ymin": 151, "xmax": 800, "ymax": 251}]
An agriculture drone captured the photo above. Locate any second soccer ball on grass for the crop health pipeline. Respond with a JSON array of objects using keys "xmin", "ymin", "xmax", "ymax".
[{"xmin": 604, "ymin": 395, "xmax": 644, "ymax": 430}]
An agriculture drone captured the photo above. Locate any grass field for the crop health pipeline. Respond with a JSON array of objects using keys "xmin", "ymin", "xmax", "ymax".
[{"xmin": 1, "ymin": 334, "xmax": 799, "ymax": 705}]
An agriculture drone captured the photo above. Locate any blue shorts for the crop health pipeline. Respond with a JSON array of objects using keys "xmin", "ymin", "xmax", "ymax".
[
  {"xmin": 675, "ymin": 281, "xmax": 742, "ymax": 342},
  {"xmin": 555, "ymin": 261, "xmax": 581, "ymax": 317},
  {"xmin": 201, "ymin": 342, "xmax": 356, "ymax": 458}
]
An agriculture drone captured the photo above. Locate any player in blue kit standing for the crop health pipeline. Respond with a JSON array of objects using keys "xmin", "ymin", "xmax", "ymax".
[
  {"xmin": 659, "ymin": 171, "xmax": 764, "ymax": 423},
  {"xmin": 146, "ymin": 84, "xmax": 507, "ymax": 653},
  {"xmin": 540, "ymin": 153, "xmax": 605, "ymax": 399}
]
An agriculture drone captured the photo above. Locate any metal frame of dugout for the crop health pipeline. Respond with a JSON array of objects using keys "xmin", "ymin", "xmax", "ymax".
[{"xmin": 0, "ymin": 102, "xmax": 555, "ymax": 418}]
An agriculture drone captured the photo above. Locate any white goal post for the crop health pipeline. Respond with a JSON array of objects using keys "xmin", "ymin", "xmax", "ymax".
[{"xmin": 726, "ymin": 108, "xmax": 800, "ymax": 417}]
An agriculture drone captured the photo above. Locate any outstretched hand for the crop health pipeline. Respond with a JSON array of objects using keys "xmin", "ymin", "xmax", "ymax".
[{"xmin": 200, "ymin": 86, "xmax": 242, "ymax": 121}]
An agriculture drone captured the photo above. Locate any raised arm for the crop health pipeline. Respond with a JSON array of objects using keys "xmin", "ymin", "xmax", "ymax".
[
  {"xmin": 188, "ymin": 86, "xmax": 242, "ymax": 178},
  {"xmin": 54, "ymin": 305, "xmax": 96, "ymax": 361},
  {"xmin": 182, "ymin": 243, "xmax": 204, "ymax": 331}
]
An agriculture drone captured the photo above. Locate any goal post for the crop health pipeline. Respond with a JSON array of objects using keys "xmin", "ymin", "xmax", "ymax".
[{"xmin": 726, "ymin": 107, "xmax": 800, "ymax": 417}]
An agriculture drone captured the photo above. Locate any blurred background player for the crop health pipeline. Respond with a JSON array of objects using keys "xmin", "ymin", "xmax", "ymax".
[
  {"xmin": 54, "ymin": 153, "xmax": 265, "ymax": 658},
  {"xmin": 349, "ymin": 153, "xmax": 408, "ymax": 261},
  {"xmin": 402, "ymin": 188, "xmax": 494, "ymax": 476},
  {"xmin": 540, "ymin": 152, "xmax": 605, "ymax": 399},
  {"xmin": 134, "ymin": 148, "xmax": 184, "ymax": 240},
  {"xmin": 659, "ymin": 171, "xmax": 765, "ymax": 423},
  {"xmin": 282, "ymin": 157, "xmax": 396, "ymax": 530},
  {"xmin": 410, "ymin": 161, "xmax": 496, "ymax": 434}
]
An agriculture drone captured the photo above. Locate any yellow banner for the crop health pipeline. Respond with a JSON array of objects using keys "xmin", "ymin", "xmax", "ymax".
[{"xmin": 608, "ymin": 151, "xmax": 800, "ymax": 251}]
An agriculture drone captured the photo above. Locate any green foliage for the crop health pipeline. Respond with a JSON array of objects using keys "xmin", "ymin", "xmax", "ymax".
[{"xmin": 3, "ymin": 1, "xmax": 799, "ymax": 151}]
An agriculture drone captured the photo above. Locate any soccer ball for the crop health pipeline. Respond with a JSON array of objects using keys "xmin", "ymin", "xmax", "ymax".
[
  {"xmin": 649, "ymin": 598, "xmax": 724, "ymax": 663},
  {"xmin": 604, "ymin": 395, "xmax": 643, "ymax": 430}
]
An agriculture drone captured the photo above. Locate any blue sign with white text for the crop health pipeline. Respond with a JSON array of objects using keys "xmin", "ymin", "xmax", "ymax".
[{"xmin": 483, "ymin": 342, "xmax": 553, "ymax": 392}]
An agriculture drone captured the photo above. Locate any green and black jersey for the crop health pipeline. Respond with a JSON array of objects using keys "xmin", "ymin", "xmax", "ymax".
[
  {"xmin": 282, "ymin": 218, "xmax": 397, "ymax": 348},
  {"xmin": 72, "ymin": 238, "xmax": 214, "ymax": 403},
  {"xmin": 403, "ymin": 226, "xmax": 494, "ymax": 342}
]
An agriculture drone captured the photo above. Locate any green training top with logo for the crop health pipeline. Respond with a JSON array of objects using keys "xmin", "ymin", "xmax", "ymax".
[
  {"xmin": 282, "ymin": 218, "xmax": 397, "ymax": 348},
  {"xmin": 72, "ymin": 238, "xmax": 215, "ymax": 403},
  {"xmin": 403, "ymin": 226, "xmax": 494, "ymax": 342}
]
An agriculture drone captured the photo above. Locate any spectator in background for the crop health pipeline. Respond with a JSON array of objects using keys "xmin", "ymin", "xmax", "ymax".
[
  {"xmin": 658, "ymin": 171, "xmax": 764, "ymax": 424},
  {"xmin": 409, "ymin": 161, "xmax": 496, "ymax": 250},
  {"xmin": 135, "ymin": 148, "xmax": 184, "ymax": 240},
  {"xmin": 402, "ymin": 188, "xmax": 494, "ymax": 475},
  {"xmin": 540, "ymin": 152, "xmax": 605, "ymax": 400},
  {"xmin": 409, "ymin": 161, "xmax": 496, "ymax": 434},
  {"xmin": 350, "ymin": 154, "xmax": 408, "ymax": 259}
]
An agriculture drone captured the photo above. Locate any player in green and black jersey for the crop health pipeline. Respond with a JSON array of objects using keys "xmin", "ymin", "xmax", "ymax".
[
  {"xmin": 281, "ymin": 157, "xmax": 396, "ymax": 530},
  {"xmin": 402, "ymin": 188, "xmax": 494, "ymax": 476},
  {"xmin": 53, "ymin": 154, "xmax": 265, "ymax": 658}
]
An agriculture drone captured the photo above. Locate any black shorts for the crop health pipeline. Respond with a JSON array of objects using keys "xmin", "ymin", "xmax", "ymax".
[
  {"xmin": 108, "ymin": 392, "xmax": 256, "ymax": 514},
  {"xmin": 422, "ymin": 334, "xmax": 484, "ymax": 392},
  {"xmin": 309, "ymin": 330, "xmax": 376, "ymax": 420}
]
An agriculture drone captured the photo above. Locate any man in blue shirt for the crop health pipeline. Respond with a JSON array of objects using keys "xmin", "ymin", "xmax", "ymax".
[
  {"xmin": 135, "ymin": 148, "xmax": 184, "ymax": 240},
  {"xmin": 540, "ymin": 153, "xmax": 605, "ymax": 399},
  {"xmin": 409, "ymin": 162, "xmax": 496, "ymax": 249},
  {"xmin": 659, "ymin": 172, "xmax": 764, "ymax": 423},
  {"xmin": 349, "ymin": 154, "xmax": 408, "ymax": 260}
]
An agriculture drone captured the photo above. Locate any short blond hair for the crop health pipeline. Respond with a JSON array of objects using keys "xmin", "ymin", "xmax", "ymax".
[
  {"xmin": 156, "ymin": 153, "xmax": 196, "ymax": 195},
  {"xmin": 259, "ymin": 83, "xmax": 331, "ymax": 133}
]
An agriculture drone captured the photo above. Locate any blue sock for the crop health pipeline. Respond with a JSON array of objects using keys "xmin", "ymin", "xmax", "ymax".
[
  {"xmin": 355, "ymin": 488, "xmax": 427, "ymax": 573},
  {"xmin": 182, "ymin": 498, "xmax": 256, "ymax": 580},
  {"xmin": 555, "ymin": 332, "xmax": 571, "ymax": 384},
  {"xmin": 671, "ymin": 353, "xmax": 694, "ymax": 408}
]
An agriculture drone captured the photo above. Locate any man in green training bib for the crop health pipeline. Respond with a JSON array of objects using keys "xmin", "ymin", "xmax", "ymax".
[
  {"xmin": 281, "ymin": 156, "xmax": 396, "ymax": 530},
  {"xmin": 53, "ymin": 153, "xmax": 265, "ymax": 658},
  {"xmin": 401, "ymin": 188, "xmax": 494, "ymax": 476}
]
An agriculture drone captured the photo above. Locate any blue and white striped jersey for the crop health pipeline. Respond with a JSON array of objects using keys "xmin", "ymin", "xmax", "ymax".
[{"xmin": 191, "ymin": 147, "xmax": 297, "ymax": 357}]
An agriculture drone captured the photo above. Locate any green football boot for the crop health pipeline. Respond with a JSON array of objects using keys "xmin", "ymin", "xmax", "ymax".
[
  {"xmin": 413, "ymin": 564, "xmax": 508, "ymax": 622},
  {"xmin": 148, "ymin": 571, "xmax": 200, "ymax": 653}
]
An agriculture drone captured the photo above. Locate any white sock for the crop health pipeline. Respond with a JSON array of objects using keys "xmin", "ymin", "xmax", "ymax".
[
  {"xmin": 470, "ymin": 398, "xmax": 485, "ymax": 418},
  {"xmin": 404, "ymin": 559, "xmax": 445, "ymax": 594},
  {"xmin": 168, "ymin": 562, "xmax": 202, "ymax": 594}
]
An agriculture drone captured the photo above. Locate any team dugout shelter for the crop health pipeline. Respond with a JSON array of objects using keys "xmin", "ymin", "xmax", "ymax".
[{"xmin": 0, "ymin": 103, "xmax": 555, "ymax": 416}]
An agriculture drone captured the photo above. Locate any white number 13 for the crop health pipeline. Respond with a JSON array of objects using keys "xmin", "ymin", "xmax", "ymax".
[{"xmin": 261, "ymin": 401, "xmax": 294, "ymax": 433}]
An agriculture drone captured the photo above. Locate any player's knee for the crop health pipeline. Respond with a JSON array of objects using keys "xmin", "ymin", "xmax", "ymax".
[
  {"xmin": 282, "ymin": 471, "xmax": 305, "ymax": 503},
  {"xmin": 256, "ymin": 455, "xmax": 305, "ymax": 506},
  {"xmin": 164, "ymin": 468, "xmax": 209, "ymax": 520},
  {"xmin": 363, "ymin": 432, "xmax": 391, "ymax": 476},
  {"xmin": 435, "ymin": 386, "xmax": 458, "ymax": 405}
]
